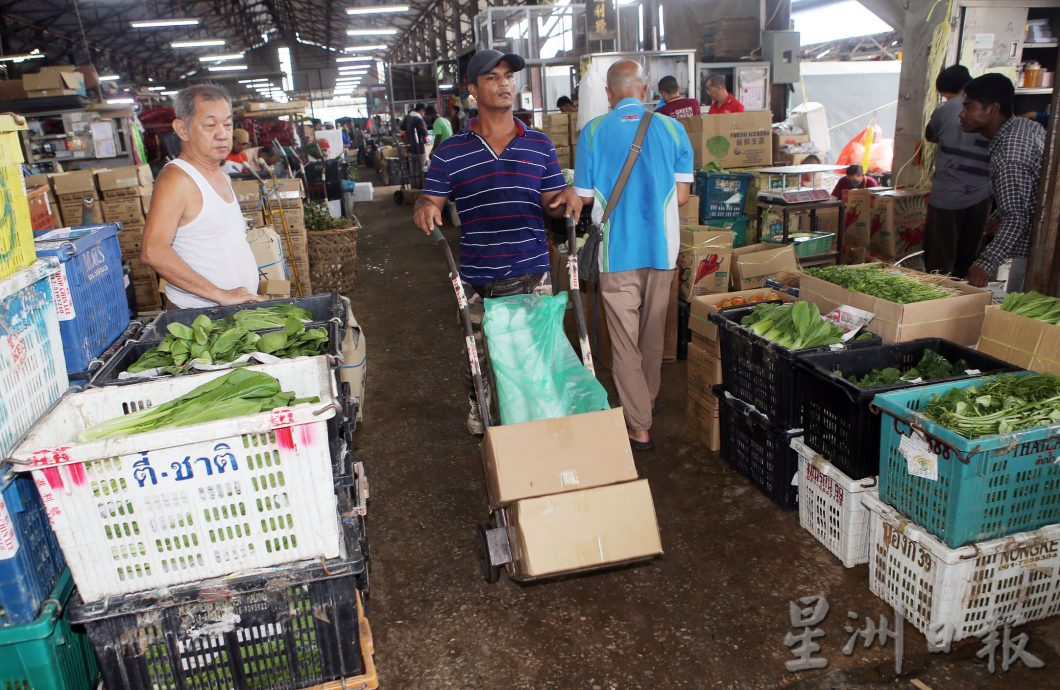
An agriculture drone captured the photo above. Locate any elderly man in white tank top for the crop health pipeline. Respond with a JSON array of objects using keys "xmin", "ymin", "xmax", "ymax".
[{"xmin": 141, "ymin": 85, "xmax": 264, "ymax": 309}]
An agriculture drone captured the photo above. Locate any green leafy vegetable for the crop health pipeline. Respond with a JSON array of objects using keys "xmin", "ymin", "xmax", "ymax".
[
  {"xmin": 1000, "ymin": 292, "xmax": 1060, "ymax": 324},
  {"xmin": 845, "ymin": 349, "xmax": 972, "ymax": 388},
  {"xmin": 78, "ymin": 369, "xmax": 320, "ymax": 441},
  {"xmin": 923, "ymin": 373, "xmax": 1060, "ymax": 438},
  {"xmin": 804, "ymin": 265, "xmax": 957, "ymax": 304},
  {"xmin": 740, "ymin": 301, "xmax": 848, "ymax": 350}
]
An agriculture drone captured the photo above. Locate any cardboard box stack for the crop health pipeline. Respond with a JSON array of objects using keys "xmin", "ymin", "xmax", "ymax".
[
  {"xmin": 482, "ymin": 408, "xmax": 663, "ymax": 578},
  {"xmin": 50, "ymin": 170, "xmax": 102, "ymax": 226},
  {"xmin": 542, "ymin": 113, "xmax": 576, "ymax": 169},
  {"xmin": 92, "ymin": 165, "xmax": 159, "ymax": 312},
  {"xmin": 263, "ymin": 178, "xmax": 311, "ymax": 295},
  {"xmin": 702, "ymin": 17, "xmax": 760, "ymax": 58}
]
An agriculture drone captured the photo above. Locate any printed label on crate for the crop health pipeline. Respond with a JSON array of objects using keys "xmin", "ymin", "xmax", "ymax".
[
  {"xmin": 48, "ymin": 263, "xmax": 76, "ymax": 321},
  {"xmin": 127, "ymin": 442, "xmax": 242, "ymax": 488},
  {"xmin": 825, "ymin": 305, "xmax": 875, "ymax": 341},
  {"xmin": 2, "ymin": 333, "xmax": 29, "ymax": 375},
  {"xmin": 805, "ymin": 461, "xmax": 844, "ymax": 507},
  {"xmin": 998, "ymin": 539, "xmax": 1059, "ymax": 571},
  {"xmin": 0, "ymin": 494, "xmax": 20, "ymax": 558},
  {"xmin": 881, "ymin": 521, "xmax": 933, "ymax": 571},
  {"xmin": 900, "ymin": 430, "xmax": 939, "ymax": 481},
  {"xmin": 32, "ymin": 471, "xmax": 68, "ymax": 530}
]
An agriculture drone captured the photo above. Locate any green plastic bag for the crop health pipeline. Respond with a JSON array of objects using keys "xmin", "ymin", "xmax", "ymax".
[{"xmin": 483, "ymin": 293, "xmax": 610, "ymax": 425}]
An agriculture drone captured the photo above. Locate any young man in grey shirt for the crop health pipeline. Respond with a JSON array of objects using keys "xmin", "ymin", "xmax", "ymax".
[{"xmin": 923, "ymin": 65, "xmax": 992, "ymax": 278}]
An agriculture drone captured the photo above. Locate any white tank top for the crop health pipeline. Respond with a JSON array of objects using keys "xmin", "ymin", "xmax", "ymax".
[{"xmin": 164, "ymin": 159, "xmax": 260, "ymax": 309}]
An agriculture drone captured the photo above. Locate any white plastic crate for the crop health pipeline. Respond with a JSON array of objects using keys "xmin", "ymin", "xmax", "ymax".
[
  {"xmin": 793, "ymin": 438, "xmax": 876, "ymax": 568},
  {"xmin": 8, "ymin": 357, "xmax": 344, "ymax": 603},
  {"xmin": 863, "ymin": 492, "xmax": 1060, "ymax": 641},
  {"xmin": 0, "ymin": 259, "xmax": 68, "ymax": 459}
]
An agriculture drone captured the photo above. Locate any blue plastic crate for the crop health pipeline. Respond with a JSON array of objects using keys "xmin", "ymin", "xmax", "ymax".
[
  {"xmin": 34, "ymin": 224, "xmax": 130, "ymax": 374},
  {"xmin": 695, "ymin": 171, "xmax": 753, "ymax": 219},
  {"xmin": 874, "ymin": 374, "xmax": 1060, "ymax": 548},
  {"xmin": 0, "ymin": 467, "xmax": 66, "ymax": 626}
]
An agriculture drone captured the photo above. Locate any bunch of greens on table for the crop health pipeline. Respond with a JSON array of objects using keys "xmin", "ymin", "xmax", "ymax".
[
  {"xmin": 804, "ymin": 265, "xmax": 957, "ymax": 304},
  {"xmin": 79, "ymin": 369, "xmax": 319, "ymax": 441},
  {"xmin": 923, "ymin": 373, "xmax": 1060, "ymax": 439},
  {"xmin": 1000, "ymin": 292, "xmax": 1060, "ymax": 324},
  {"xmin": 844, "ymin": 349, "xmax": 971, "ymax": 388},
  {"xmin": 741, "ymin": 301, "xmax": 866, "ymax": 350},
  {"xmin": 128, "ymin": 306, "xmax": 328, "ymax": 374}
]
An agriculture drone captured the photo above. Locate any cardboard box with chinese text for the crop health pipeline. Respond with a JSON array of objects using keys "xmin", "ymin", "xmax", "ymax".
[{"xmin": 679, "ymin": 111, "xmax": 772, "ymax": 169}]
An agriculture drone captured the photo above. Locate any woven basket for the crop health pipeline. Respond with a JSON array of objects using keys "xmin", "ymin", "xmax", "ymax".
[{"xmin": 307, "ymin": 222, "xmax": 359, "ymax": 296}]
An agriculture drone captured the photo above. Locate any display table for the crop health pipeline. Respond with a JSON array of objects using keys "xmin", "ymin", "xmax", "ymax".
[{"xmin": 754, "ymin": 197, "xmax": 845, "ymax": 267}]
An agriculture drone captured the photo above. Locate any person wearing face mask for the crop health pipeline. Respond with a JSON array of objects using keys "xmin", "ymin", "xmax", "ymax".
[
  {"xmin": 413, "ymin": 49, "xmax": 583, "ymax": 435},
  {"xmin": 141, "ymin": 84, "xmax": 263, "ymax": 309}
]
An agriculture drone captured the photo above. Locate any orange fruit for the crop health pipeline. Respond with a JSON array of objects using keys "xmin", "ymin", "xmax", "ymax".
[{"xmin": 731, "ymin": 296, "xmax": 746, "ymax": 306}]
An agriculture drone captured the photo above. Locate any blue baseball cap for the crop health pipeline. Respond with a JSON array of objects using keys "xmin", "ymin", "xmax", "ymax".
[{"xmin": 466, "ymin": 49, "xmax": 525, "ymax": 85}]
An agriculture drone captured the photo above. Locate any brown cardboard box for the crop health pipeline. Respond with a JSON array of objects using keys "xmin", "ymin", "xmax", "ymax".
[
  {"xmin": 102, "ymin": 197, "xmax": 145, "ymax": 225},
  {"xmin": 679, "ymin": 111, "xmax": 772, "ymax": 169},
  {"xmin": 117, "ymin": 227, "xmax": 142, "ymax": 258},
  {"xmin": 232, "ymin": 180, "xmax": 262, "ymax": 210},
  {"xmin": 507, "ymin": 479, "xmax": 663, "ymax": 578},
  {"xmin": 141, "ymin": 194, "xmax": 152, "ymax": 215},
  {"xmin": 688, "ymin": 287, "xmax": 796, "ymax": 346},
  {"xmin": 96, "ymin": 165, "xmax": 153, "ymax": 196},
  {"xmin": 247, "ymin": 226, "xmax": 288, "ymax": 282},
  {"xmin": 243, "ymin": 210, "xmax": 266, "ymax": 229},
  {"xmin": 687, "ymin": 387, "xmax": 721, "ymax": 452},
  {"xmin": 23, "ymin": 67, "xmax": 86, "ymax": 97},
  {"xmin": 687, "ymin": 340, "xmax": 723, "ymax": 392},
  {"xmin": 57, "ymin": 192, "xmax": 102, "ymax": 225},
  {"xmin": 0, "ymin": 79, "xmax": 27, "ymax": 100},
  {"xmin": 799, "ymin": 263, "xmax": 991, "ymax": 345},
  {"xmin": 51, "ymin": 170, "xmax": 98, "ymax": 196},
  {"xmin": 554, "ymin": 145, "xmax": 572, "ymax": 170},
  {"xmin": 730, "ymin": 242, "xmax": 799, "ymax": 290},
  {"xmin": 543, "ymin": 113, "xmax": 571, "ymax": 146},
  {"xmin": 481, "ymin": 407, "xmax": 637, "ymax": 509},
  {"xmin": 680, "ymin": 195, "xmax": 700, "ymax": 225},
  {"xmin": 662, "ymin": 269, "xmax": 680, "ymax": 362},
  {"xmin": 677, "ymin": 227, "xmax": 735, "ymax": 300},
  {"xmin": 772, "ymin": 131, "xmax": 811, "ymax": 159},
  {"xmin": 976, "ymin": 305, "xmax": 1060, "ymax": 375},
  {"xmin": 265, "ymin": 178, "xmax": 304, "ymax": 207},
  {"xmin": 868, "ymin": 190, "xmax": 927, "ymax": 262},
  {"xmin": 258, "ymin": 279, "xmax": 292, "ymax": 299}
]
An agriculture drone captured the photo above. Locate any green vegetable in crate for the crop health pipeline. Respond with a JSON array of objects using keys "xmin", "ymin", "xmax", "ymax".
[
  {"xmin": 127, "ymin": 308, "xmax": 328, "ymax": 373},
  {"xmin": 78, "ymin": 369, "xmax": 320, "ymax": 441},
  {"xmin": 923, "ymin": 373, "xmax": 1060, "ymax": 439},
  {"xmin": 1000, "ymin": 291, "xmax": 1060, "ymax": 324},
  {"xmin": 845, "ymin": 350, "xmax": 971, "ymax": 388},
  {"xmin": 740, "ymin": 301, "xmax": 851, "ymax": 350},
  {"xmin": 804, "ymin": 265, "xmax": 956, "ymax": 304}
]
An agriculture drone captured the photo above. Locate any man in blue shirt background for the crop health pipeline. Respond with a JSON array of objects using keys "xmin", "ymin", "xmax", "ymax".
[
  {"xmin": 575, "ymin": 60, "xmax": 694, "ymax": 451},
  {"xmin": 414, "ymin": 49, "xmax": 582, "ymax": 435}
]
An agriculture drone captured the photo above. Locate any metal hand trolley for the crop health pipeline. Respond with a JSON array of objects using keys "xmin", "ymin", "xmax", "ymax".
[
  {"xmin": 394, "ymin": 131, "xmax": 426, "ymax": 205},
  {"xmin": 429, "ymin": 215, "xmax": 599, "ymax": 583}
]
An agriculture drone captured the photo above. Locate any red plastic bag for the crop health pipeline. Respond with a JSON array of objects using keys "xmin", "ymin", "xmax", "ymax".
[{"xmin": 836, "ymin": 124, "xmax": 893, "ymax": 173}]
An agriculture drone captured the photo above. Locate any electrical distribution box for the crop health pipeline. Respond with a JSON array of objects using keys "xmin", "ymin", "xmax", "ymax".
[{"xmin": 763, "ymin": 31, "xmax": 801, "ymax": 85}]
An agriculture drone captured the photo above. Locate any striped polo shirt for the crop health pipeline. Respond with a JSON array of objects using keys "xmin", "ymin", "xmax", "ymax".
[{"xmin": 423, "ymin": 118, "xmax": 566, "ymax": 285}]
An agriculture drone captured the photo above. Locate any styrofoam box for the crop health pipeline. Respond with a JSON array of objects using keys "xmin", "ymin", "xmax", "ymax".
[
  {"xmin": 863, "ymin": 492, "xmax": 1060, "ymax": 641},
  {"xmin": 793, "ymin": 438, "xmax": 876, "ymax": 568},
  {"xmin": 8, "ymin": 356, "xmax": 344, "ymax": 602},
  {"xmin": 352, "ymin": 182, "xmax": 373, "ymax": 202}
]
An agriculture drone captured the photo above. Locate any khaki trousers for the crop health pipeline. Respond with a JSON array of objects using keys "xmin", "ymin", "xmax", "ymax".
[{"xmin": 599, "ymin": 268, "xmax": 674, "ymax": 433}]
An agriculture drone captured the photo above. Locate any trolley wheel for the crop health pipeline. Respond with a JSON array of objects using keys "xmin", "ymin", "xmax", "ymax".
[
  {"xmin": 477, "ymin": 522, "xmax": 502, "ymax": 583},
  {"xmin": 393, "ymin": 190, "xmax": 404, "ymax": 205}
]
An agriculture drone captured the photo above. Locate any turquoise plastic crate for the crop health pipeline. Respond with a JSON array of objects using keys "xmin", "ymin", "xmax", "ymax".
[
  {"xmin": 873, "ymin": 374, "xmax": 1060, "ymax": 548},
  {"xmin": 0, "ymin": 570, "xmax": 99, "ymax": 690},
  {"xmin": 763, "ymin": 232, "xmax": 835, "ymax": 257}
]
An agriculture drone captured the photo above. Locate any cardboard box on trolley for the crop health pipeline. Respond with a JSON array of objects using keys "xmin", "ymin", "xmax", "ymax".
[{"xmin": 482, "ymin": 407, "xmax": 663, "ymax": 578}]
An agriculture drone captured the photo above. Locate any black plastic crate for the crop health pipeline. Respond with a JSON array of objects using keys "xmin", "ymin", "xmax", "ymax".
[
  {"xmin": 88, "ymin": 320, "xmax": 343, "ymax": 387},
  {"xmin": 68, "ymin": 493, "xmax": 369, "ymax": 690},
  {"xmin": 67, "ymin": 320, "xmax": 144, "ymax": 388},
  {"xmin": 140, "ymin": 293, "xmax": 347, "ymax": 341},
  {"xmin": 716, "ymin": 385, "xmax": 800, "ymax": 511},
  {"xmin": 709, "ymin": 305, "xmax": 881, "ymax": 430},
  {"xmin": 794, "ymin": 338, "xmax": 1019, "ymax": 479}
]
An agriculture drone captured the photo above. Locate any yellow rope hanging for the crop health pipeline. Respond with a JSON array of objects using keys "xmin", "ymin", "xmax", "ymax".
[{"xmin": 914, "ymin": 0, "xmax": 955, "ymax": 190}]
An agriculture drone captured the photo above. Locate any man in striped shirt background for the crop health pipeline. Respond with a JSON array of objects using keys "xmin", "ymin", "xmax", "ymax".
[{"xmin": 414, "ymin": 49, "xmax": 582, "ymax": 434}]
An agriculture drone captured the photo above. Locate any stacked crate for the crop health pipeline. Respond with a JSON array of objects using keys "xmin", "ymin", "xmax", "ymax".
[
  {"xmin": 0, "ymin": 114, "xmax": 98, "ymax": 690},
  {"xmin": 6, "ymin": 295, "xmax": 375, "ymax": 690},
  {"xmin": 541, "ymin": 113, "xmax": 575, "ymax": 169},
  {"xmin": 858, "ymin": 374, "xmax": 1060, "ymax": 641}
]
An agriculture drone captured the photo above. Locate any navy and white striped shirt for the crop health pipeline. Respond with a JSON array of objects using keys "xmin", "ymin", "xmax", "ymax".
[{"xmin": 422, "ymin": 118, "xmax": 567, "ymax": 285}]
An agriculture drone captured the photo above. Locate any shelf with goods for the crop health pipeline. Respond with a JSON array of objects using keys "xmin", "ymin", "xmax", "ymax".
[{"xmin": 18, "ymin": 109, "xmax": 136, "ymax": 168}]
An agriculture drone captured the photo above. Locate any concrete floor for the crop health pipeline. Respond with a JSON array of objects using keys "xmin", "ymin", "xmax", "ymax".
[{"xmin": 346, "ymin": 171, "xmax": 1059, "ymax": 690}]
